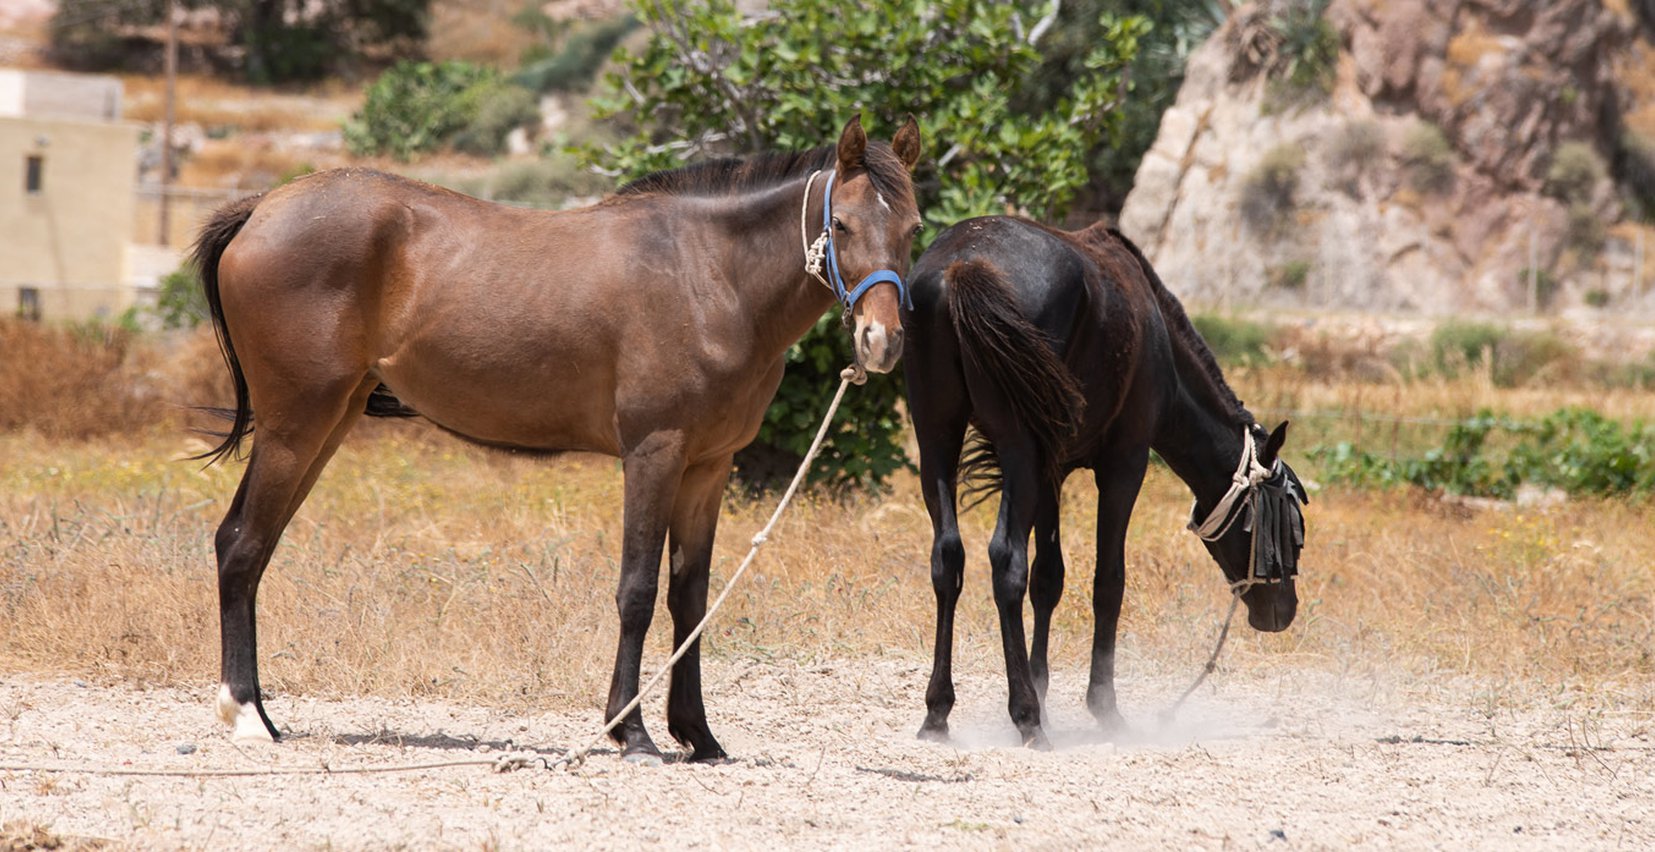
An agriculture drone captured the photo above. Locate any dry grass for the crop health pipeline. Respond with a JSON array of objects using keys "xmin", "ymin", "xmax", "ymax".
[
  {"xmin": 1, "ymin": 328, "xmax": 1653, "ymax": 719},
  {"xmin": 0, "ymin": 819, "xmax": 107, "ymax": 851},
  {"xmin": 175, "ymin": 137, "xmax": 338, "ymax": 190},
  {"xmin": 0, "ymin": 322, "xmax": 164, "ymax": 440},
  {"xmin": 1, "ymin": 401, "xmax": 1651, "ymax": 717},
  {"xmin": 120, "ymin": 74, "xmax": 358, "ymax": 134}
]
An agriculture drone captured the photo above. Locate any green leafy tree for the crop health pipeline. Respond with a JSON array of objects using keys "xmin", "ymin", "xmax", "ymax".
[
  {"xmin": 586, "ymin": 0, "xmax": 1146, "ymax": 489},
  {"xmin": 345, "ymin": 61, "xmax": 539, "ymax": 160},
  {"xmin": 49, "ymin": 0, "xmax": 428, "ymax": 83},
  {"xmin": 1029, "ymin": 0, "xmax": 1231, "ymax": 213},
  {"xmin": 154, "ymin": 262, "xmax": 207, "ymax": 329}
]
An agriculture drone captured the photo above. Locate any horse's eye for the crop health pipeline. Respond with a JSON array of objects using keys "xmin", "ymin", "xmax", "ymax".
[{"xmin": 833, "ymin": 217, "xmax": 848, "ymax": 234}]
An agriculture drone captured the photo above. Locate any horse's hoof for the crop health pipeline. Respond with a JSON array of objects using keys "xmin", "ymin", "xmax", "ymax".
[
  {"xmin": 217, "ymin": 685, "xmax": 276, "ymax": 743},
  {"xmin": 916, "ymin": 724, "xmax": 949, "ymax": 744},
  {"xmin": 1095, "ymin": 709, "xmax": 1129, "ymax": 739},
  {"xmin": 621, "ymin": 750, "xmax": 665, "ymax": 767},
  {"xmin": 687, "ymin": 746, "xmax": 728, "ymax": 764},
  {"xmin": 1024, "ymin": 729, "xmax": 1052, "ymax": 752}
]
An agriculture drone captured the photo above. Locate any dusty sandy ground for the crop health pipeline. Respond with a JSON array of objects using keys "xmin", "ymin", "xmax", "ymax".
[{"xmin": 1, "ymin": 657, "xmax": 1651, "ymax": 850}]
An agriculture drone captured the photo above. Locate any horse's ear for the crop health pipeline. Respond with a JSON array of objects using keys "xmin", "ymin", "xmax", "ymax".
[
  {"xmin": 837, "ymin": 114, "xmax": 867, "ymax": 173},
  {"xmin": 892, "ymin": 114, "xmax": 922, "ymax": 172},
  {"xmin": 1261, "ymin": 420, "xmax": 1290, "ymax": 467}
]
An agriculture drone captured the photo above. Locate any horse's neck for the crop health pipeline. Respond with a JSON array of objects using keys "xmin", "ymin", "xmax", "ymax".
[
  {"xmin": 707, "ymin": 179, "xmax": 838, "ymax": 362},
  {"xmin": 1151, "ymin": 341, "xmax": 1249, "ymax": 510}
]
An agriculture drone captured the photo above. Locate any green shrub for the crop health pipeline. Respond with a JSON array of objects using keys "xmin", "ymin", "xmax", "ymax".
[
  {"xmin": 1546, "ymin": 141, "xmax": 1606, "ymax": 204},
  {"xmin": 1616, "ymin": 131, "xmax": 1655, "ymax": 222},
  {"xmin": 1268, "ymin": 259, "xmax": 1312, "ymax": 290},
  {"xmin": 732, "ymin": 312, "xmax": 910, "ymax": 492},
  {"xmin": 1566, "ymin": 202, "xmax": 1607, "ymax": 261},
  {"xmin": 1401, "ymin": 123, "xmax": 1456, "ymax": 194},
  {"xmin": 153, "ymin": 262, "xmax": 206, "ymax": 330},
  {"xmin": 452, "ymin": 83, "xmax": 541, "ymax": 157},
  {"xmin": 344, "ymin": 61, "xmax": 534, "ymax": 160},
  {"xmin": 515, "ymin": 16, "xmax": 638, "ymax": 92},
  {"xmin": 1262, "ymin": 0, "xmax": 1338, "ymax": 112},
  {"xmin": 1324, "ymin": 119, "xmax": 1384, "ymax": 190},
  {"xmin": 1239, "ymin": 144, "xmax": 1304, "ymax": 232},
  {"xmin": 1191, "ymin": 313, "xmax": 1275, "ymax": 365},
  {"xmin": 1585, "ymin": 288, "xmax": 1611, "ymax": 308},
  {"xmin": 1516, "ymin": 266, "xmax": 1561, "ymax": 311},
  {"xmin": 485, "ymin": 158, "xmax": 605, "ymax": 206},
  {"xmin": 1431, "ymin": 319, "xmax": 1575, "ymax": 387},
  {"xmin": 1314, "ymin": 408, "xmax": 1655, "ymax": 499}
]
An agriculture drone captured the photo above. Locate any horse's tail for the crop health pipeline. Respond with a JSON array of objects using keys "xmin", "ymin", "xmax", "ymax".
[
  {"xmin": 191, "ymin": 193, "xmax": 263, "ymax": 465},
  {"xmin": 945, "ymin": 259, "xmax": 1084, "ymax": 508}
]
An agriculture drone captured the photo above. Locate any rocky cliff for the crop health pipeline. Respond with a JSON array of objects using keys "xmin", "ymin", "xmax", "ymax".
[{"xmin": 1119, "ymin": 0, "xmax": 1655, "ymax": 315}]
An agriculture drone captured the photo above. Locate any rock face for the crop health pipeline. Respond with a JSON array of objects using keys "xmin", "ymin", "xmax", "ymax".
[{"xmin": 1119, "ymin": 0, "xmax": 1655, "ymax": 314}]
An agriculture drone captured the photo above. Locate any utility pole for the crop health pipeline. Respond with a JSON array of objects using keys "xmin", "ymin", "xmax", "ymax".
[
  {"xmin": 1528, "ymin": 223, "xmax": 1538, "ymax": 313},
  {"xmin": 159, "ymin": 0, "xmax": 177, "ymax": 246}
]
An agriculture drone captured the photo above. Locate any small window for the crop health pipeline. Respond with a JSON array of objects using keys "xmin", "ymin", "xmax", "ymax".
[
  {"xmin": 18, "ymin": 286, "xmax": 41, "ymax": 322},
  {"xmin": 25, "ymin": 155, "xmax": 43, "ymax": 194}
]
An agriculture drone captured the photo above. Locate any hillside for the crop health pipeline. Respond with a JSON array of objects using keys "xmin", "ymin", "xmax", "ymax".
[{"xmin": 1120, "ymin": 0, "xmax": 1655, "ymax": 315}]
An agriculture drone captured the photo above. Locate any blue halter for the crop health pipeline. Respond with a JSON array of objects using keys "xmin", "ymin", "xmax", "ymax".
[{"xmin": 812, "ymin": 170, "xmax": 913, "ymax": 311}]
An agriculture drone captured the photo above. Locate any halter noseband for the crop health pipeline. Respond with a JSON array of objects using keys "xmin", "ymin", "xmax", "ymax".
[
  {"xmin": 1188, "ymin": 428, "xmax": 1306, "ymax": 594},
  {"xmin": 800, "ymin": 170, "xmax": 913, "ymax": 311}
]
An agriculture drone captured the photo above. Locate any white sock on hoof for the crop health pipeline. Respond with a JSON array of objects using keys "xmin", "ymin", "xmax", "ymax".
[{"xmin": 217, "ymin": 683, "xmax": 274, "ymax": 742}]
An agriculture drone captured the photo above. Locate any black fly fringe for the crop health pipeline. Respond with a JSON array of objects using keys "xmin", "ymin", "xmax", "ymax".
[{"xmin": 1244, "ymin": 469, "xmax": 1308, "ymax": 581}]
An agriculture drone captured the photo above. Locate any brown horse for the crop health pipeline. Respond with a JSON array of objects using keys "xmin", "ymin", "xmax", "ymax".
[{"xmin": 193, "ymin": 116, "xmax": 923, "ymax": 763}]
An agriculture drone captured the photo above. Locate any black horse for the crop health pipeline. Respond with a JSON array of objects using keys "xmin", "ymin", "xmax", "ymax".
[{"xmin": 901, "ymin": 217, "xmax": 1307, "ymax": 748}]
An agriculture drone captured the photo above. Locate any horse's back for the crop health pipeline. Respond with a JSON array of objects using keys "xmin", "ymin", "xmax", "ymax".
[
  {"xmin": 908, "ymin": 216, "xmax": 1175, "ymax": 463},
  {"xmin": 911, "ymin": 217, "xmax": 1090, "ymax": 344}
]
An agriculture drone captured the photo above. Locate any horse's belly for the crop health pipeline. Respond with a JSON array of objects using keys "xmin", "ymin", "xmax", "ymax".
[{"xmin": 373, "ymin": 344, "xmax": 621, "ymax": 455}]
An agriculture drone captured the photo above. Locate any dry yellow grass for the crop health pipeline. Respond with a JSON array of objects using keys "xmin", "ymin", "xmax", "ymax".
[
  {"xmin": 2, "ymin": 368, "xmax": 1651, "ymax": 720},
  {"xmin": 2, "ymin": 325, "xmax": 1652, "ymax": 717},
  {"xmin": 120, "ymin": 74, "xmax": 358, "ymax": 134}
]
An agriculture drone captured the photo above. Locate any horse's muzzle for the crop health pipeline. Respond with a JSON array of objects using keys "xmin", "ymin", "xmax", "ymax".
[
  {"xmin": 856, "ymin": 319, "xmax": 904, "ymax": 374},
  {"xmin": 1244, "ymin": 586, "xmax": 1297, "ymax": 632}
]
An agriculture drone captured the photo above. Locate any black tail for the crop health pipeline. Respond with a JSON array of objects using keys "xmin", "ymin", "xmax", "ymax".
[
  {"xmin": 191, "ymin": 193, "xmax": 263, "ymax": 465},
  {"xmin": 945, "ymin": 259, "xmax": 1084, "ymax": 508}
]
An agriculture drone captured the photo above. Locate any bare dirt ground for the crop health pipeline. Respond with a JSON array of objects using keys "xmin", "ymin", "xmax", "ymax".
[{"xmin": 2, "ymin": 657, "xmax": 1650, "ymax": 849}]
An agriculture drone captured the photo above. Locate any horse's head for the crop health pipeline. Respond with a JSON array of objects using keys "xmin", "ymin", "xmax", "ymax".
[
  {"xmin": 819, "ymin": 114, "xmax": 923, "ymax": 376},
  {"xmin": 1197, "ymin": 421, "xmax": 1307, "ymax": 633}
]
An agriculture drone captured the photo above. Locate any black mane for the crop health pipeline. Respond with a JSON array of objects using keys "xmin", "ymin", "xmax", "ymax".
[
  {"xmin": 617, "ymin": 141, "xmax": 913, "ymax": 205},
  {"xmin": 1107, "ymin": 227, "xmax": 1255, "ymax": 427}
]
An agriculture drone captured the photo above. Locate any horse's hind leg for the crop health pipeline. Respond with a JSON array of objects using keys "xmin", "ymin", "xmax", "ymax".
[
  {"xmin": 664, "ymin": 455, "xmax": 732, "ymax": 762},
  {"xmin": 912, "ymin": 390, "xmax": 969, "ymax": 742},
  {"xmin": 987, "ymin": 439, "xmax": 1048, "ymax": 749},
  {"xmin": 1086, "ymin": 447, "xmax": 1149, "ymax": 732},
  {"xmin": 216, "ymin": 376, "xmax": 376, "ymax": 741},
  {"xmin": 1027, "ymin": 484, "xmax": 1065, "ymax": 709}
]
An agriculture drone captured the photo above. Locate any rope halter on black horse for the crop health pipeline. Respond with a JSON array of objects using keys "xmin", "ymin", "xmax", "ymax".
[{"xmin": 1187, "ymin": 427, "xmax": 1308, "ymax": 595}]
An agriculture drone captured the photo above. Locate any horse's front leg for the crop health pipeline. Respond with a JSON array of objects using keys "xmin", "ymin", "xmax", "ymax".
[
  {"xmin": 1028, "ymin": 481, "xmax": 1065, "ymax": 710},
  {"xmin": 990, "ymin": 441, "xmax": 1047, "ymax": 749},
  {"xmin": 1086, "ymin": 448, "xmax": 1149, "ymax": 732},
  {"xmin": 604, "ymin": 431, "xmax": 687, "ymax": 764},
  {"xmin": 664, "ymin": 454, "xmax": 733, "ymax": 762}
]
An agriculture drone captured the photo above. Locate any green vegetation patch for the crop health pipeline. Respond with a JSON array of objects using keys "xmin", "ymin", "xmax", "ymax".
[
  {"xmin": 1315, "ymin": 408, "xmax": 1655, "ymax": 499},
  {"xmin": 345, "ymin": 61, "xmax": 539, "ymax": 160}
]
